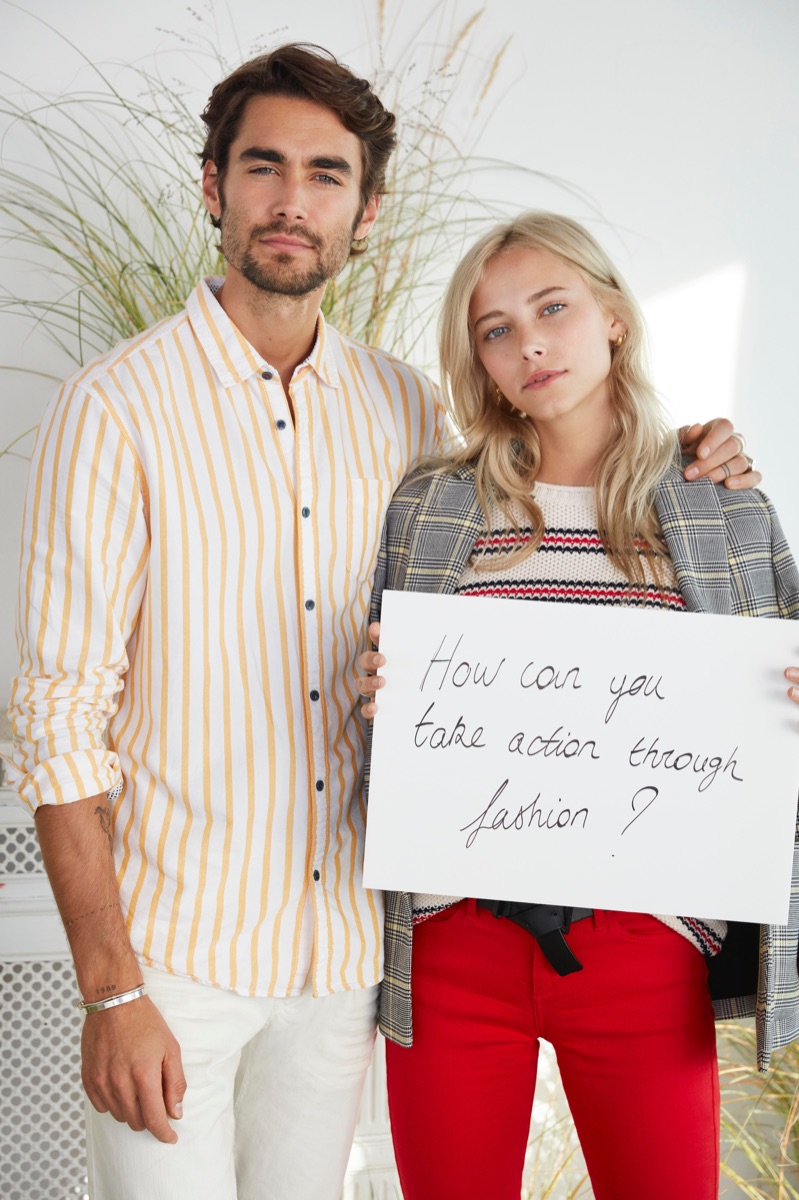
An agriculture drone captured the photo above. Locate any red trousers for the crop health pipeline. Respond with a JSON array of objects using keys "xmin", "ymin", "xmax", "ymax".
[{"xmin": 386, "ymin": 900, "xmax": 719, "ymax": 1200}]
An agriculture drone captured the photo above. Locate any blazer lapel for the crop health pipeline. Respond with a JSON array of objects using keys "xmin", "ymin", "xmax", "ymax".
[
  {"xmin": 403, "ymin": 467, "xmax": 486, "ymax": 596},
  {"xmin": 654, "ymin": 466, "xmax": 731, "ymax": 614}
]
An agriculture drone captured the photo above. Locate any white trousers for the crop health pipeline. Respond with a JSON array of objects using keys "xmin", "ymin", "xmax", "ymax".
[{"xmin": 85, "ymin": 966, "xmax": 379, "ymax": 1200}]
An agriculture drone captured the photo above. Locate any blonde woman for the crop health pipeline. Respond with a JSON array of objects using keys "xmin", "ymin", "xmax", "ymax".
[{"xmin": 359, "ymin": 212, "xmax": 799, "ymax": 1200}]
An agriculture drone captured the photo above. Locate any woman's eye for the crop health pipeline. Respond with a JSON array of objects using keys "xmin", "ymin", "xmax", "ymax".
[
  {"xmin": 484, "ymin": 325, "xmax": 510, "ymax": 341},
  {"xmin": 542, "ymin": 302, "xmax": 565, "ymax": 316}
]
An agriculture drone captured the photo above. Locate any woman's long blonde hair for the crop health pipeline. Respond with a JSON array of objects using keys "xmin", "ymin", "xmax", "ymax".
[{"xmin": 438, "ymin": 211, "xmax": 678, "ymax": 588}]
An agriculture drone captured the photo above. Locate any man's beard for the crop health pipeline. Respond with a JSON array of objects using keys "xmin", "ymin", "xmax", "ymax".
[{"xmin": 221, "ymin": 214, "xmax": 354, "ymax": 297}]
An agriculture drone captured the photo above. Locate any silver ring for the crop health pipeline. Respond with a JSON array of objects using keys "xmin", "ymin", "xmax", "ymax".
[
  {"xmin": 733, "ymin": 431, "xmax": 746, "ymax": 455},
  {"xmin": 745, "ymin": 455, "xmax": 754, "ymax": 470},
  {"xmin": 720, "ymin": 462, "xmax": 732, "ymax": 479}
]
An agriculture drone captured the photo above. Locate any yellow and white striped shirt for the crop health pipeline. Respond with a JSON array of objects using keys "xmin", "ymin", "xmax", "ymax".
[{"xmin": 7, "ymin": 277, "xmax": 444, "ymax": 997}]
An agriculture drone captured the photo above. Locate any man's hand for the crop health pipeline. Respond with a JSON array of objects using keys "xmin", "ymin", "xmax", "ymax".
[
  {"xmin": 356, "ymin": 621, "xmax": 384, "ymax": 719},
  {"xmin": 679, "ymin": 419, "xmax": 760, "ymax": 488},
  {"xmin": 82, "ymin": 994, "xmax": 186, "ymax": 1143}
]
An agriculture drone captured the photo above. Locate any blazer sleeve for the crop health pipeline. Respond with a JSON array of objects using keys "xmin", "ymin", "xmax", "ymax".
[
  {"xmin": 767, "ymin": 496, "xmax": 799, "ymax": 620},
  {"xmin": 369, "ymin": 521, "xmax": 389, "ymax": 629}
]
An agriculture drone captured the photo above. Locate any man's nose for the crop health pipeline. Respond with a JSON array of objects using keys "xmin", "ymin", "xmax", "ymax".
[{"xmin": 269, "ymin": 176, "xmax": 308, "ymax": 223}]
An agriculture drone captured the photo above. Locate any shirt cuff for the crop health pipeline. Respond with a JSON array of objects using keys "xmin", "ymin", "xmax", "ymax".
[{"xmin": 4, "ymin": 749, "xmax": 122, "ymax": 814}]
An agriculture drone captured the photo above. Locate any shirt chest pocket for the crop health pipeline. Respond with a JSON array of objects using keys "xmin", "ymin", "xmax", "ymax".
[{"xmin": 346, "ymin": 478, "xmax": 394, "ymax": 585}]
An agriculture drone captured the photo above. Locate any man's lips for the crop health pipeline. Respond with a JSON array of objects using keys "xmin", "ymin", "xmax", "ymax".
[
  {"xmin": 523, "ymin": 370, "xmax": 565, "ymax": 390},
  {"xmin": 259, "ymin": 235, "xmax": 315, "ymax": 252}
]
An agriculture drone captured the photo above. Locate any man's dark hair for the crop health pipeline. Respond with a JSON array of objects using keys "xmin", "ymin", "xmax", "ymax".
[{"xmin": 200, "ymin": 43, "xmax": 397, "ymax": 232}]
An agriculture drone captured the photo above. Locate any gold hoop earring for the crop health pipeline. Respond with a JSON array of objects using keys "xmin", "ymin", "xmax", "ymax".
[
  {"xmin": 494, "ymin": 384, "xmax": 527, "ymax": 420},
  {"xmin": 612, "ymin": 331, "xmax": 627, "ymax": 349}
]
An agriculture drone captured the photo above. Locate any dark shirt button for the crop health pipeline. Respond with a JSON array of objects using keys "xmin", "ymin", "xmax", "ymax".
[
  {"xmin": 261, "ymin": 370, "xmax": 273, "ymax": 380},
  {"xmin": 301, "ymin": 506, "xmax": 311, "ymax": 518},
  {"xmin": 316, "ymin": 780, "xmax": 324, "ymax": 792},
  {"xmin": 276, "ymin": 419, "xmax": 287, "ymax": 430},
  {"xmin": 309, "ymin": 690, "xmax": 320, "ymax": 701},
  {"xmin": 305, "ymin": 599, "xmax": 315, "ymax": 611},
  {"xmin": 313, "ymin": 869, "xmax": 321, "ymax": 882}
]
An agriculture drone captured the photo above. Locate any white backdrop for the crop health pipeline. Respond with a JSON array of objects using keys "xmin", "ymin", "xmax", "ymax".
[{"xmin": 2, "ymin": 0, "xmax": 799, "ymax": 712}]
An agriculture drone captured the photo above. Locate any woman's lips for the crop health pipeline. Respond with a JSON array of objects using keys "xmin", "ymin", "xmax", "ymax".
[{"xmin": 523, "ymin": 370, "xmax": 565, "ymax": 390}]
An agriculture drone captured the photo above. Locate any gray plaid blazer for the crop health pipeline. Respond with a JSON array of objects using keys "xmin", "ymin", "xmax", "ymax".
[{"xmin": 367, "ymin": 462, "xmax": 799, "ymax": 1071}]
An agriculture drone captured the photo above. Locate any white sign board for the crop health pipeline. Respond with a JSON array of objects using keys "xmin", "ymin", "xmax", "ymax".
[{"xmin": 363, "ymin": 591, "xmax": 799, "ymax": 924}]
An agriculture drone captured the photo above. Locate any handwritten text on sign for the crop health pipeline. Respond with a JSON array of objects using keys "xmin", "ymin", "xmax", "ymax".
[{"xmin": 363, "ymin": 591, "xmax": 799, "ymax": 924}]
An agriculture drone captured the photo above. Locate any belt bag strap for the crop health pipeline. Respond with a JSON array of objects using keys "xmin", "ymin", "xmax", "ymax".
[{"xmin": 476, "ymin": 900, "xmax": 589, "ymax": 975}]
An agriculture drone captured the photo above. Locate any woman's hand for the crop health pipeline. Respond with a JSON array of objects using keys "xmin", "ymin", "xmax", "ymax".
[
  {"xmin": 355, "ymin": 621, "xmax": 385, "ymax": 719},
  {"xmin": 786, "ymin": 667, "xmax": 799, "ymax": 706},
  {"xmin": 679, "ymin": 419, "xmax": 760, "ymax": 488}
]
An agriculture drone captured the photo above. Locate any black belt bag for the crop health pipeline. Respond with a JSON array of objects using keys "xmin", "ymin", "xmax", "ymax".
[{"xmin": 476, "ymin": 900, "xmax": 593, "ymax": 975}]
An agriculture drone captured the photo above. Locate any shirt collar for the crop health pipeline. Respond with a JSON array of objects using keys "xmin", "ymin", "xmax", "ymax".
[{"xmin": 186, "ymin": 277, "xmax": 340, "ymax": 391}]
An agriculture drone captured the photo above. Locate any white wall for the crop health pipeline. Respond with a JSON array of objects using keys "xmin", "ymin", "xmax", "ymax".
[{"xmin": 2, "ymin": 0, "xmax": 798, "ymax": 711}]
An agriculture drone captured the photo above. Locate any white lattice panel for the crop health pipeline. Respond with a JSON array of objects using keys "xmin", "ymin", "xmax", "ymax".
[
  {"xmin": 1, "ymin": 959, "xmax": 88, "ymax": 1200},
  {"xmin": 0, "ymin": 824, "xmax": 43, "ymax": 873}
]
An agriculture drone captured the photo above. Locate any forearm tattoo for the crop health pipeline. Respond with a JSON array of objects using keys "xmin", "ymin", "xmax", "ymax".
[{"xmin": 94, "ymin": 804, "xmax": 114, "ymax": 855}]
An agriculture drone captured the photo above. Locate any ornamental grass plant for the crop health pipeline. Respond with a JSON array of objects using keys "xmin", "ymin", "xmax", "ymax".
[
  {"xmin": 718, "ymin": 1022, "xmax": 799, "ymax": 1199},
  {"xmin": 0, "ymin": 2, "xmax": 549, "ymax": 458}
]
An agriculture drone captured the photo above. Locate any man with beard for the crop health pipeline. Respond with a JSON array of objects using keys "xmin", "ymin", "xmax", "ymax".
[{"xmin": 5, "ymin": 43, "xmax": 755, "ymax": 1200}]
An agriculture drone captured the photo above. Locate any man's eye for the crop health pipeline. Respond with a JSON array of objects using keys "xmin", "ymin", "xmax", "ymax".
[{"xmin": 315, "ymin": 174, "xmax": 341, "ymax": 186}]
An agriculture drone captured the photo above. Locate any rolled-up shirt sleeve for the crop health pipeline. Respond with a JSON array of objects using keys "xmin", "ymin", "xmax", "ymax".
[{"xmin": 6, "ymin": 380, "xmax": 149, "ymax": 813}]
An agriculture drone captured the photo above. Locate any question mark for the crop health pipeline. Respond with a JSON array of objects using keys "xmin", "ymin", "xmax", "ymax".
[{"xmin": 621, "ymin": 785, "xmax": 659, "ymax": 835}]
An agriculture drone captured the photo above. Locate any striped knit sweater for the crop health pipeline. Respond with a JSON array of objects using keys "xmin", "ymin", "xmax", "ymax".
[{"xmin": 412, "ymin": 482, "xmax": 727, "ymax": 958}]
